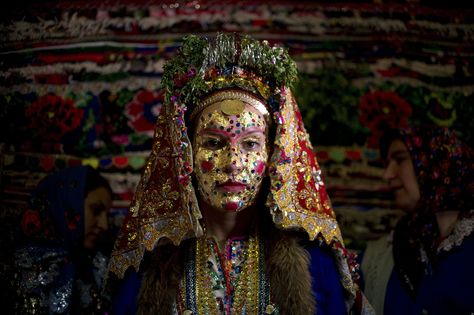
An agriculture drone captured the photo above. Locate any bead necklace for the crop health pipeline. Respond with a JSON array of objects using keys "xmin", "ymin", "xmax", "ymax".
[{"xmin": 195, "ymin": 233, "xmax": 261, "ymax": 315}]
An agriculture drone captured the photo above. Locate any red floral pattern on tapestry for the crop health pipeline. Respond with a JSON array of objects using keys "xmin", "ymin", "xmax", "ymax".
[
  {"xmin": 125, "ymin": 89, "xmax": 163, "ymax": 136},
  {"xmin": 26, "ymin": 94, "xmax": 84, "ymax": 142},
  {"xmin": 358, "ymin": 90, "xmax": 412, "ymax": 148},
  {"xmin": 20, "ymin": 209, "xmax": 42, "ymax": 237}
]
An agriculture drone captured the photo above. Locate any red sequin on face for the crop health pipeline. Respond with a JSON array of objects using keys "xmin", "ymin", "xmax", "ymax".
[
  {"xmin": 255, "ymin": 160, "xmax": 266, "ymax": 175},
  {"xmin": 200, "ymin": 161, "xmax": 214, "ymax": 173}
]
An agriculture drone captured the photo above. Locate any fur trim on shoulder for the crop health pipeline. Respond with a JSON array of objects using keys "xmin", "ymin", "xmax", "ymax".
[
  {"xmin": 266, "ymin": 229, "xmax": 316, "ymax": 315},
  {"xmin": 137, "ymin": 244, "xmax": 184, "ymax": 315}
]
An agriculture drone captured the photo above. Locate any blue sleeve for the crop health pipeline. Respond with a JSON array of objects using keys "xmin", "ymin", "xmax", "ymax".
[
  {"xmin": 308, "ymin": 245, "xmax": 347, "ymax": 315},
  {"xmin": 111, "ymin": 269, "xmax": 141, "ymax": 315}
]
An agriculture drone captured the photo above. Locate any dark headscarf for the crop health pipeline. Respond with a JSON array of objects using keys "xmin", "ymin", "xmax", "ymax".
[
  {"xmin": 381, "ymin": 125, "xmax": 474, "ymax": 297},
  {"xmin": 20, "ymin": 166, "xmax": 88, "ymax": 246}
]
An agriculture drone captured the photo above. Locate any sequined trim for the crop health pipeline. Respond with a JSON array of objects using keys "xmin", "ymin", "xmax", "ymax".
[
  {"xmin": 190, "ymin": 89, "xmax": 270, "ymax": 123},
  {"xmin": 258, "ymin": 236, "xmax": 272, "ymax": 314},
  {"xmin": 13, "ymin": 246, "xmax": 107, "ymax": 314},
  {"xmin": 267, "ymin": 88, "xmax": 343, "ymax": 244},
  {"xmin": 184, "ymin": 241, "xmax": 198, "ymax": 314}
]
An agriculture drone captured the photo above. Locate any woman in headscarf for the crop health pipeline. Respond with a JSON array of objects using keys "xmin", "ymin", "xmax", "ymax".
[
  {"xmin": 361, "ymin": 125, "xmax": 474, "ymax": 314},
  {"xmin": 11, "ymin": 165, "xmax": 113, "ymax": 314},
  {"xmin": 109, "ymin": 33, "xmax": 373, "ymax": 315}
]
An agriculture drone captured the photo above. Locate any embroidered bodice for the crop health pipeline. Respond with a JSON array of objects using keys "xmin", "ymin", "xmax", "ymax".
[
  {"xmin": 205, "ymin": 237, "xmax": 250, "ymax": 313},
  {"xmin": 175, "ymin": 235, "xmax": 276, "ymax": 315}
]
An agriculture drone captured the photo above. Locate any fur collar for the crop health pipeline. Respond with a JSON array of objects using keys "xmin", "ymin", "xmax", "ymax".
[
  {"xmin": 265, "ymin": 229, "xmax": 316, "ymax": 314},
  {"xmin": 137, "ymin": 231, "xmax": 315, "ymax": 314}
]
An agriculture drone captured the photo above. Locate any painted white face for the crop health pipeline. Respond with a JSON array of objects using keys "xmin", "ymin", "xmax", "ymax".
[
  {"xmin": 83, "ymin": 186, "xmax": 112, "ymax": 250},
  {"xmin": 383, "ymin": 139, "xmax": 421, "ymax": 212},
  {"xmin": 193, "ymin": 100, "xmax": 269, "ymax": 212}
]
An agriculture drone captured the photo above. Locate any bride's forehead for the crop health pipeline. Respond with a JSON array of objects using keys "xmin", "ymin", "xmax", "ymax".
[{"xmin": 197, "ymin": 102, "xmax": 266, "ymax": 126}]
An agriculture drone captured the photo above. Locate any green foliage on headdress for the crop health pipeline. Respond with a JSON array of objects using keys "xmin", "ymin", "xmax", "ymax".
[{"xmin": 161, "ymin": 33, "xmax": 298, "ymax": 107}]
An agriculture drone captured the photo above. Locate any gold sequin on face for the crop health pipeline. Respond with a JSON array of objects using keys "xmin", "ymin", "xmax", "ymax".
[{"xmin": 193, "ymin": 101, "xmax": 269, "ymax": 212}]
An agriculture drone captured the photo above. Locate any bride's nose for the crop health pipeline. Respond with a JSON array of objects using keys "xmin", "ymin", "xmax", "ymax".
[{"xmin": 223, "ymin": 146, "xmax": 243, "ymax": 174}]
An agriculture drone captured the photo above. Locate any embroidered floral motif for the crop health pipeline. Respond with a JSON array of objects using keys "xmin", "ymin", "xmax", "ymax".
[
  {"xmin": 20, "ymin": 209, "xmax": 43, "ymax": 237},
  {"xmin": 26, "ymin": 94, "xmax": 84, "ymax": 142},
  {"xmin": 126, "ymin": 89, "xmax": 163, "ymax": 136},
  {"xmin": 358, "ymin": 90, "xmax": 412, "ymax": 148}
]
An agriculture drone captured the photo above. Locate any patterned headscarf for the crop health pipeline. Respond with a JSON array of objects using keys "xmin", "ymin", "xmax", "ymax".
[
  {"xmin": 109, "ymin": 33, "xmax": 349, "ymax": 282},
  {"xmin": 20, "ymin": 166, "xmax": 88, "ymax": 247},
  {"xmin": 382, "ymin": 125, "xmax": 474, "ymax": 297}
]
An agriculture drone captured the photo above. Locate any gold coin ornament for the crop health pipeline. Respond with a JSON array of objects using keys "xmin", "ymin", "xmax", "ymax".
[{"xmin": 220, "ymin": 99, "xmax": 246, "ymax": 116}]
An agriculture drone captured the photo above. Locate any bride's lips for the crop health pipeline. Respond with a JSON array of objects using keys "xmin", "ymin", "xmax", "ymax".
[{"xmin": 216, "ymin": 180, "xmax": 246, "ymax": 192}]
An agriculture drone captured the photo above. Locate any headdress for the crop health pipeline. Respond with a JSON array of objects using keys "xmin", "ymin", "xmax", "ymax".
[
  {"xmin": 189, "ymin": 89, "xmax": 270, "ymax": 124},
  {"xmin": 109, "ymin": 33, "xmax": 347, "ymax": 282}
]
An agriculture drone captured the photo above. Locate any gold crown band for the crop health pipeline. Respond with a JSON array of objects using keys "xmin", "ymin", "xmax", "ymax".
[{"xmin": 189, "ymin": 89, "xmax": 271, "ymax": 123}]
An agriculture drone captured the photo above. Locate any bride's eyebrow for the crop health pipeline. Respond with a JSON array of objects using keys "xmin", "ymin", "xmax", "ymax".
[
  {"xmin": 242, "ymin": 130, "xmax": 265, "ymax": 136},
  {"xmin": 200, "ymin": 128, "xmax": 228, "ymax": 136}
]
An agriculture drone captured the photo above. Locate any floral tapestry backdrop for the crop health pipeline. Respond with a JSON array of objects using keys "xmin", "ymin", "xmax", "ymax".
[{"xmin": 1, "ymin": 1, "xmax": 473, "ymax": 249}]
